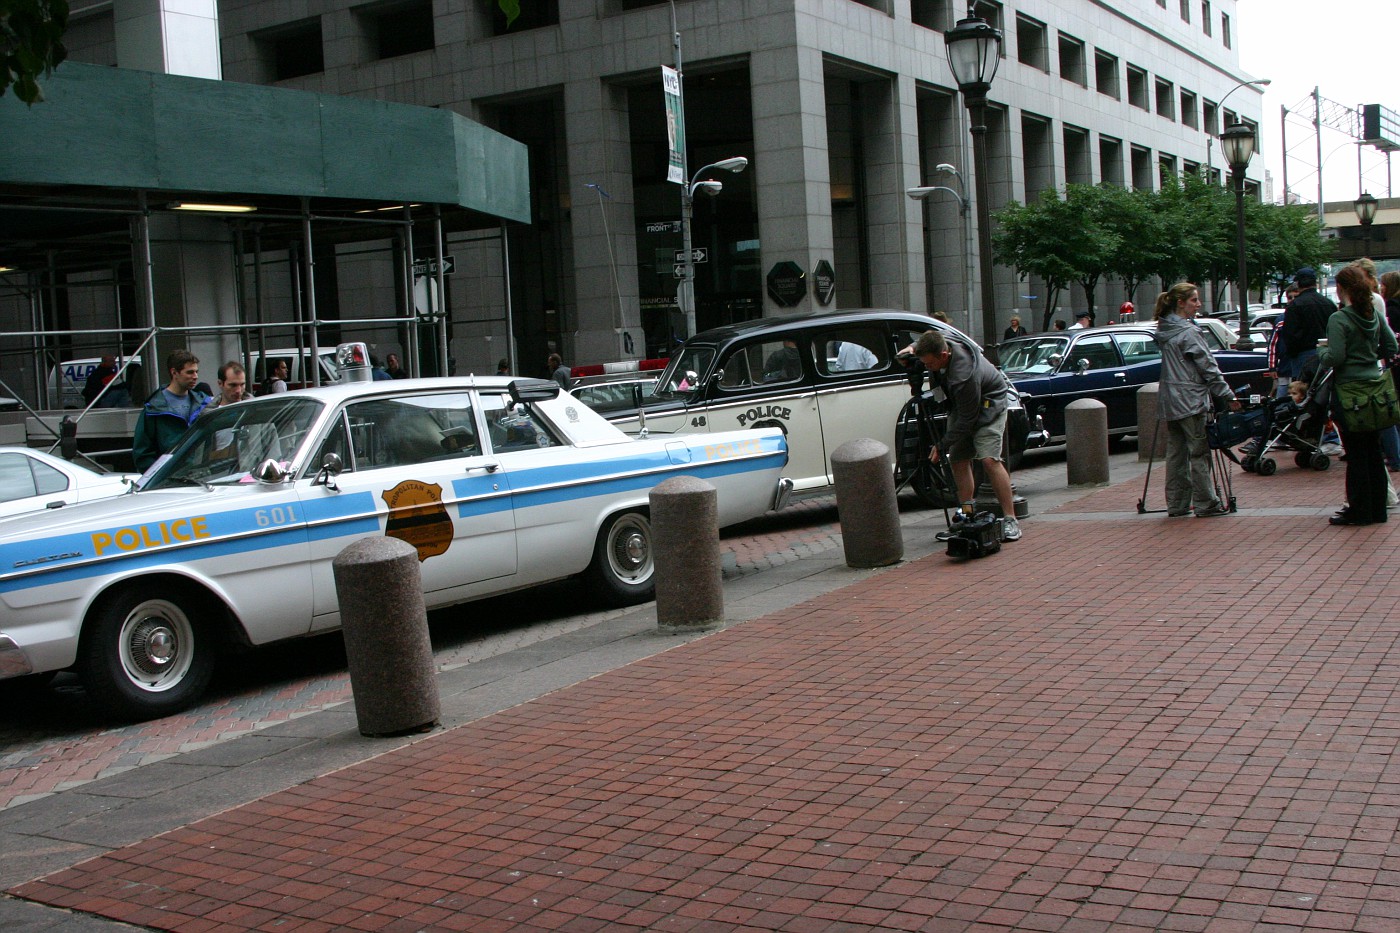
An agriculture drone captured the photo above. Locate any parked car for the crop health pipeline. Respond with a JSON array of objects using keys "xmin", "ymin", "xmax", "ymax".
[
  {"xmin": 1000, "ymin": 323, "xmax": 1271, "ymax": 443},
  {"xmin": 571, "ymin": 376, "xmax": 659, "ymax": 415},
  {"xmin": 601, "ymin": 309, "xmax": 1031, "ymax": 495},
  {"xmin": 0, "ymin": 377, "xmax": 791, "ymax": 719},
  {"xmin": 0, "ymin": 447, "xmax": 135, "ymax": 519}
]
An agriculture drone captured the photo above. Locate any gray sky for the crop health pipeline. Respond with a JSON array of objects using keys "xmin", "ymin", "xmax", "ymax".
[{"xmin": 1236, "ymin": 0, "xmax": 1400, "ymax": 206}]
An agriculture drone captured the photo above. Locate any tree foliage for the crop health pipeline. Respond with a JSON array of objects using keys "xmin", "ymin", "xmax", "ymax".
[
  {"xmin": 992, "ymin": 174, "xmax": 1331, "ymax": 323},
  {"xmin": 1, "ymin": 0, "xmax": 67, "ymax": 104}
]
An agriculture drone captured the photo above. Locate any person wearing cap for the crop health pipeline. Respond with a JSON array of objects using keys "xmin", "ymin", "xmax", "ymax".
[
  {"xmin": 1002, "ymin": 316, "xmax": 1027, "ymax": 340},
  {"xmin": 1282, "ymin": 266, "xmax": 1337, "ymax": 380},
  {"xmin": 1068, "ymin": 310, "xmax": 1093, "ymax": 330}
]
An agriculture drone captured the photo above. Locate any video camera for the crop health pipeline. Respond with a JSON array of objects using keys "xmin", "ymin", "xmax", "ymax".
[{"xmin": 943, "ymin": 509, "xmax": 1003, "ymax": 559}]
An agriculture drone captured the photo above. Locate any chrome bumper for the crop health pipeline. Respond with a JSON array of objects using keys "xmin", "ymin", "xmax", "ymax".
[
  {"xmin": 0, "ymin": 633, "xmax": 35, "ymax": 679},
  {"xmin": 772, "ymin": 477, "xmax": 795, "ymax": 512}
]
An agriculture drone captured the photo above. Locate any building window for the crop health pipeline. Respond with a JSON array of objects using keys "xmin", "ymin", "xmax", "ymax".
[
  {"xmin": 1156, "ymin": 0, "xmax": 1166, "ymax": 7},
  {"xmin": 1155, "ymin": 77, "xmax": 1175, "ymax": 120},
  {"xmin": 847, "ymin": 0, "xmax": 893, "ymax": 14},
  {"xmin": 971, "ymin": 1, "xmax": 1005, "ymax": 55},
  {"xmin": 1131, "ymin": 145, "xmax": 1154, "ymax": 191},
  {"xmin": 1180, "ymin": 90, "xmax": 1198, "ymax": 129},
  {"xmin": 1159, "ymin": 153, "xmax": 1178, "ymax": 183},
  {"xmin": 491, "ymin": 0, "xmax": 559, "ymax": 34},
  {"xmin": 1016, "ymin": 15, "xmax": 1048, "ymax": 72},
  {"xmin": 1099, "ymin": 135, "xmax": 1124, "ymax": 187},
  {"xmin": 1064, "ymin": 124, "xmax": 1092, "ymax": 185},
  {"xmin": 1179, "ymin": 0, "xmax": 1190, "ymax": 22},
  {"xmin": 252, "ymin": 19, "xmax": 325, "ymax": 80},
  {"xmin": 357, "ymin": 0, "xmax": 434, "ymax": 59},
  {"xmin": 1201, "ymin": 2, "xmax": 1212, "ymax": 35},
  {"xmin": 1203, "ymin": 100, "xmax": 1218, "ymax": 136},
  {"xmin": 1127, "ymin": 65, "xmax": 1149, "ymax": 111},
  {"xmin": 1221, "ymin": 13, "xmax": 1231, "ymax": 47},
  {"xmin": 1094, "ymin": 50, "xmax": 1119, "ymax": 99},
  {"xmin": 911, "ymin": 0, "xmax": 953, "ymax": 31},
  {"xmin": 1058, "ymin": 32, "xmax": 1087, "ymax": 87}
]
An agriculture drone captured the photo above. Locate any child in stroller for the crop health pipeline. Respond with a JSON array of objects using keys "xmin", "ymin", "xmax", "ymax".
[{"xmin": 1239, "ymin": 368, "xmax": 1333, "ymax": 475}]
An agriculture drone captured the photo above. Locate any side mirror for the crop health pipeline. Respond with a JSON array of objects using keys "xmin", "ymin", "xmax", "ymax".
[
  {"xmin": 1075, "ymin": 358, "xmax": 1091, "ymax": 375},
  {"xmin": 315, "ymin": 452, "xmax": 343, "ymax": 490}
]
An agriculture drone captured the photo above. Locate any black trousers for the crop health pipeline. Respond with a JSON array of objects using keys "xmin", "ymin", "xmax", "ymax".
[{"xmin": 1341, "ymin": 427, "xmax": 1388, "ymax": 523}]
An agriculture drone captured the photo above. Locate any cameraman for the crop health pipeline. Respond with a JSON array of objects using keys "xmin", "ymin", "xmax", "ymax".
[{"xmin": 912, "ymin": 330, "xmax": 1021, "ymax": 543}]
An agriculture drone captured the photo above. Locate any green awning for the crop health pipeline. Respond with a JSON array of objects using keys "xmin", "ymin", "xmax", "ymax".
[{"xmin": 0, "ymin": 62, "xmax": 529, "ymax": 223}]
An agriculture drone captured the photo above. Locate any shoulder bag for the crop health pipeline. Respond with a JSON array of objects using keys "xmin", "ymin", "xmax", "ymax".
[{"xmin": 1335, "ymin": 370, "xmax": 1400, "ymax": 433}]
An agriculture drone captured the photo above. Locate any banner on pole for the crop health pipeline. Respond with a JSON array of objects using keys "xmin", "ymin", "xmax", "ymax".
[{"xmin": 663, "ymin": 65, "xmax": 685, "ymax": 184}]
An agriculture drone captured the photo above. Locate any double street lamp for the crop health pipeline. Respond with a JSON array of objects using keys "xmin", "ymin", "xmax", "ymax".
[
  {"xmin": 1355, "ymin": 191, "xmax": 1378, "ymax": 258},
  {"xmin": 943, "ymin": 6, "xmax": 1003, "ymax": 348},
  {"xmin": 907, "ymin": 162, "xmax": 973, "ymax": 335},
  {"xmin": 678, "ymin": 157, "xmax": 748, "ymax": 338},
  {"xmin": 1221, "ymin": 122, "xmax": 1257, "ymax": 350}
]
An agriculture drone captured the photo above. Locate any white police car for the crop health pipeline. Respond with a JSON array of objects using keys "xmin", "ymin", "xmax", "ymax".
[
  {"xmin": 0, "ymin": 447, "xmax": 135, "ymax": 519},
  {"xmin": 0, "ymin": 377, "xmax": 790, "ymax": 720}
]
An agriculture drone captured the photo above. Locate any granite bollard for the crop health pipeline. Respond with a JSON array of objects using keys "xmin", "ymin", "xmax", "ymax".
[
  {"xmin": 1065, "ymin": 399, "xmax": 1109, "ymax": 486},
  {"xmin": 333, "ymin": 536, "xmax": 440, "ymax": 737},
  {"xmin": 831, "ymin": 438, "xmax": 903, "ymax": 568},
  {"xmin": 1137, "ymin": 383, "xmax": 1168, "ymax": 461},
  {"xmin": 650, "ymin": 475, "xmax": 724, "ymax": 632}
]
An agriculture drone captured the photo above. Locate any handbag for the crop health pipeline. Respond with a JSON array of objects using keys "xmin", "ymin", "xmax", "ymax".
[{"xmin": 1335, "ymin": 370, "xmax": 1400, "ymax": 433}]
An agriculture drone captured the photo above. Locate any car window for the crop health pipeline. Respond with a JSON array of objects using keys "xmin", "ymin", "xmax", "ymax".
[
  {"xmin": 1067, "ymin": 335, "xmax": 1119, "ymax": 371},
  {"xmin": 753, "ymin": 338, "xmax": 804, "ymax": 386},
  {"xmin": 479, "ymin": 393, "xmax": 561, "ymax": 452},
  {"xmin": 146, "ymin": 397, "xmax": 325, "ymax": 488},
  {"xmin": 329, "ymin": 392, "xmax": 480, "ymax": 471},
  {"xmin": 1000, "ymin": 337, "xmax": 1069, "ymax": 374},
  {"xmin": 0, "ymin": 452, "xmax": 66, "ymax": 503},
  {"xmin": 815, "ymin": 326, "xmax": 887, "ymax": 376},
  {"xmin": 655, "ymin": 346, "xmax": 715, "ymax": 398},
  {"xmin": 1113, "ymin": 333, "xmax": 1160, "ymax": 365}
]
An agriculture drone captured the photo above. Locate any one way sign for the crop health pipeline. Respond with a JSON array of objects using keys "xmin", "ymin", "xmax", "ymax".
[{"xmin": 673, "ymin": 248, "xmax": 708, "ymax": 263}]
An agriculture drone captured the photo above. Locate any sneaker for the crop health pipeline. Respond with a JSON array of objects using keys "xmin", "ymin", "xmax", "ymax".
[
  {"xmin": 1001, "ymin": 516, "xmax": 1022, "ymax": 541},
  {"xmin": 1167, "ymin": 509, "xmax": 1192, "ymax": 517},
  {"xmin": 1195, "ymin": 503, "xmax": 1232, "ymax": 517}
]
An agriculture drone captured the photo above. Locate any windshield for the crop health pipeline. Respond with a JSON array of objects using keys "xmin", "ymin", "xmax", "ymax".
[
  {"xmin": 652, "ymin": 345, "xmax": 716, "ymax": 400},
  {"xmin": 143, "ymin": 397, "xmax": 326, "ymax": 489},
  {"xmin": 999, "ymin": 337, "xmax": 1070, "ymax": 375}
]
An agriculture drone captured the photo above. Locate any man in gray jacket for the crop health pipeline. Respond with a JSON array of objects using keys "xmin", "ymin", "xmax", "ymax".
[{"xmin": 914, "ymin": 330, "xmax": 1021, "ymax": 542}]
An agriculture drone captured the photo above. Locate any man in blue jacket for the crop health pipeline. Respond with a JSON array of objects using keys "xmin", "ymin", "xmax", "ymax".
[{"xmin": 132, "ymin": 349, "xmax": 211, "ymax": 472}]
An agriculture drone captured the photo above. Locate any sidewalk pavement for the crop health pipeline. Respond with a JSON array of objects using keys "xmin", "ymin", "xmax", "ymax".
[{"xmin": 7, "ymin": 450, "xmax": 1400, "ymax": 932}]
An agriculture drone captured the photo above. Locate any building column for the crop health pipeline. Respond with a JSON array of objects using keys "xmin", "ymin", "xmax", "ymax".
[
  {"xmin": 563, "ymin": 78, "xmax": 640, "ymax": 365},
  {"xmin": 751, "ymin": 45, "xmax": 832, "ymax": 316},
  {"xmin": 113, "ymin": 0, "xmax": 222, "ymax": 79},
  {"xmin": 145, "ymin": 214, "xmax": 241, "ymax": 367},
  {"xmin": 862, "ymin": 74, "xmax": 925, "ymax": 311}
]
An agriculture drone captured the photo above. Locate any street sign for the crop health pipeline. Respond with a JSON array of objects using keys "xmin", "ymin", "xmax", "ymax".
[
  {"xmin": 673, "ymin": 263, "xmax": 686, "ymax": 278},
  {"xmin": 813, "ymin": 260, "xmax": 835, "ymax": 305},
  {"xmin": 766, "ymin": 261, "xmax": 807, "ymax": 308},
  {"xmin": 674, "ymin": 248, "xmax": 708, "ymax": 263},
  {"xmin": 412, "ymin": 255, "xmax": 456, "ymax": 277}
]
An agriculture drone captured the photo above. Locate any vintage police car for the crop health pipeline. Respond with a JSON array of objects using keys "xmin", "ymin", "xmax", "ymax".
[
  {"xmin": 0, "ymin": 377, "xmax": 790, "ymax": 720},
  {"xmin": 604, "ymin": 309, "xmax": 1030, "ymax": 496}
]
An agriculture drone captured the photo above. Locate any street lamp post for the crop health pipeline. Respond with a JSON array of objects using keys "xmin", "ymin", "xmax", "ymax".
[
  {"xmin": 944, "ymin": 7, "xmax": 1003, "ymax": 349},
  {"xmin": 1206, "ymin": 78, "xmax": 1270, "ymax": 182},
  {"xmin": 1355, "ymin": 191, "xmax": 1378, "ymax": 258},
  {"xmin": 1221, "ymin": 122, "xmax": 1257, "ymax": 350},
  {"xmin": 678, "ymin": 157, "xmax": 748, "ymax": 338},
  {"xmin": 907, "ymin": 166, "xmax": 973, "ymax": 335}
]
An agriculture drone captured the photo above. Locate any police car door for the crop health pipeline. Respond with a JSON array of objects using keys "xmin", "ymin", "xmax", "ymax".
[
  {"xmin": 810, "ymin": 323, "xmax": 902, "ymax": 485},
  {"xmin": 701, "ymin": 336, "xmax": 825, "ymax": 492},
  {"xmin": 300, "ymin": 389, "xmax": 517, "ymax": 628}
]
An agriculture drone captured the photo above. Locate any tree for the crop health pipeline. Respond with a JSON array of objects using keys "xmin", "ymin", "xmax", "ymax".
[
  {"xmin": 1099, "ymin": 185, "xmax": 1167, "ymax": 305},
  {"xmin": 991, "ymin": 191, "xmax": 1076, "ymax": 331},
  {"xmin": 1, "ymin": 0, "xmax": 67, "ymax": 104}
]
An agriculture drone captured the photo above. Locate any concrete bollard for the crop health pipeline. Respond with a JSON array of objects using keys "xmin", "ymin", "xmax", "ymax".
[
  {"xmin": 650, "ymin": 476, "xmax": 724, "ymax": 632},
  {"xmin": 333, "ymin": 536, "xmax": 440, "ymax": 737},
  {"xmin": 831, "ymin": 438, "xmax": 903, "ymax": 568},
  {"xmin": 1137, "ymin": 383, "xmax": 1168, "ymax": 461},
  {"xmin": 1065, "ymin": 399, "xmax": 1110, "ymax": 486}
]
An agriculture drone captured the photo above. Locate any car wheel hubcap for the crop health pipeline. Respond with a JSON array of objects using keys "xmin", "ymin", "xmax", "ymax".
[
  {"xmin": 119, "ymin": 601, "xmax": 195, "ymax": 691},
  {"xmin": 608, "ymin": 517, "xmax": 652, "ymax": 582}
]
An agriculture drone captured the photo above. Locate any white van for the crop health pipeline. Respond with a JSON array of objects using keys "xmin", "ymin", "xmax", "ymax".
[{"xmin": 47, "ymin": 356, "xmax": 143, "ymax": 409}]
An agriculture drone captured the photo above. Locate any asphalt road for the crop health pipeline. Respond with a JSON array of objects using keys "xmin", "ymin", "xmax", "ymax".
[{"xmin": 0, "ymin": 446, "xmax": 1079, "ymax": 811}]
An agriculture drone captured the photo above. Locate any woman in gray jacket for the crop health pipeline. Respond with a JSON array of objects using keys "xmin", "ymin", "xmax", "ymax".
[{"xmin": 1152, "ymin": 282, "xmax": 1240, "ymax": 517}]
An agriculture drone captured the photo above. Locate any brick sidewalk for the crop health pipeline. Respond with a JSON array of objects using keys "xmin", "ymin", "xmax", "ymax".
[{"xmin": 15, "ymin": 462, "xmax": 1400, "ymax": 931}]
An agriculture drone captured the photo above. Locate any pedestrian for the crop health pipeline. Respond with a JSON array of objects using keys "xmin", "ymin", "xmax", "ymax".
[
  {"xmin": 385, "ymin": 352, "xmax": 407, "ymax": 379},
  {"xmin": 932, "ymin": 310, "xmax": 951, "ymax": 324},
  {"xmin": 1281, "ymin": 266, "xmax": 1336, "ymax": 381},
  {"xmin": 207, "ymin": 361, "xmax": 247, "ymax": 409},
  {"xmin": 1354, "ymin": 260, "xmax": 1400, "ymax": 475},
  {"xmin": 912, "ymin": 329, "xmax": 1021, "ymax": 542},
  {"xmin": 370, "ymin": 355, "xmax": 394, "ymax": 381},
  {"xmin": 1068, "ymin": 310, "xmax": 1092, "ymax": 330},
  {"xmin": 263, "ymin": 359, "xmax": 289, "ymax": 395},
  {"xmin": 131, "ymin": 349, "xmax": 211, "ymax": 472},
  {"xmin": 1267, "ymin": 283, "xmax": 1300, "ymax": 397},
  {"xmin": 82, "ymin": 355, "xmax": 119, "ymax": 406},
  {"xmin": 496, "ymin": 358, "xmax": 510, "ymax": 375},
  {"xmin": 1320, "ymin": 264, "xmax": 1398, "ymax": 526},
  {"xmin": 548, "ymin": 353, "xmax": 571, "ymax": 389},
  {"xmin": 1003, "ymin": 316, "xmax": 1027, "ymax": 340},
  {"xmin": 1052, "ymin": 319, "xmax": 1067, "ymax": 331},
  {"xmin": 1151, "ymin": 282, "xmax": 1239, "ymax": 518}
]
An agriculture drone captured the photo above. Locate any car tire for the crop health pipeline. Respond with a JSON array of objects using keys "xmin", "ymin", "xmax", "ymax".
[
  {"xmin": 587, "ymin": 510, "xmax": 655, "ymax": 607},
  {"xmin": 77, "ymin": 583, "xmax": 218, "ymax": 721}
]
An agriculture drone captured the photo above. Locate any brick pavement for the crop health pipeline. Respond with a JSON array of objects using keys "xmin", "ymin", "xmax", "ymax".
[{"xmin": 13, "ymin": 458, "xmax": 1400, "ymax": 931}]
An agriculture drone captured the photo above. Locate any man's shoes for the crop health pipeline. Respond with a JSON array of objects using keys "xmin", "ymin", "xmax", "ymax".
[
  {"xmin": 1000, "ymin": 516, "xmax": 1022, "ymax": 541},
  {"xmin": 1195, "ymin": 503, "xmax": 1232, "ymax": 517}
]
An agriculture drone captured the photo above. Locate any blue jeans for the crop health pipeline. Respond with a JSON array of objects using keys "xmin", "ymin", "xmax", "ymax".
[{"xmin": 1382, "ymin": 425, "xmax": 1400, "ymax": 470}]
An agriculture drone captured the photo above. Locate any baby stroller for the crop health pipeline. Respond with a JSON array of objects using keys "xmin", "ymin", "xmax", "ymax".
[{"xmin": 1237, "ymin": 368, "xmax": 1334, "ymax": 475}]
